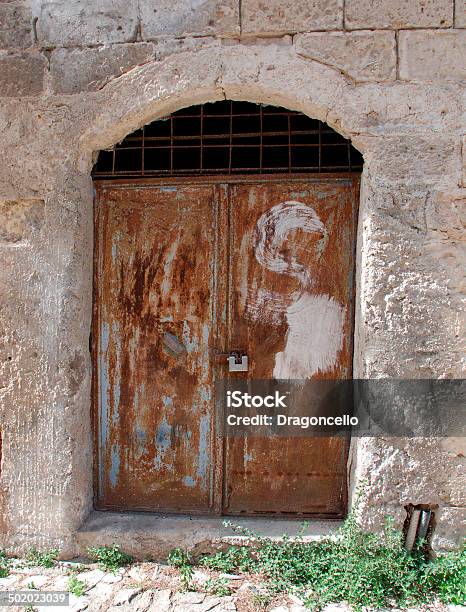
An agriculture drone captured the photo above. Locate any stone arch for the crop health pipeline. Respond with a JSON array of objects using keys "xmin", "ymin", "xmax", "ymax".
[
  {"xmin": 75, "ymin": 44, "xmax": 366, "ymax": 519},
  {"xmin": 78, "ymin": 45, "xmax": 367, "ymax": 163},
  {"xmin": 74, "ymin": 44, "xmax": 369, "ymax": 533}
]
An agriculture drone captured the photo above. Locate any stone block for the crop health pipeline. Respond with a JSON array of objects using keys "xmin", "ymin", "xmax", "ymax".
[
  {"xmin": 354, "ymin": 134, "xmax": 458, "ymax": 186},
  {"xmin": 0, "ymin": 199, "xmax": 44, "ymax": 243},
  {"xmin": 150, "ymin": 589, "xmax": 171, "ymax": 611},
  {"xmin": 345, "ymin": 0, "xmax": 453, "ymax": 29},
  {"xmin": 455, "ymin": 0, "xmax": 466, "ymax": 27},
  {"xmin": 241, "ymin": 0, "xmax": 343, "ymax": 33},
  {"xmin": 399, "ymin": 30, "xmax": 466, "ymax": 81},
  {"xmin": 0, "ymin": 52, "xmax": 46, "ymax": 97},
  {"xmin": 140, "ymin": 0, "xmax": 239, "ymax": 38},
  {"xmin": 112, "ymin": 587, "xmax": 142, "ymax": 606},
  {"xmin": 75, "ymin": 569, "xmax": 105, "ymax": 589},
  {"xmin": 432, "ymin": 507, "xmax": 466, "ymax": 551},
  {"xmin": 295, "ymin": 31, "xmax": 396, "ymax": 82},
  {"xmin": 0, "ymin": 2, "xmax": 33, "ymax": 49},
  {"xmin": 50, "ymin": 44, "xmax": 155, "ymax": 94},
  {"xmin": 38, "ymin": 0, "xmax": 139, "ymax": 47},
  {"xmin": 152, "ymin": 36, "xmax": 220, "ymax": 61}
]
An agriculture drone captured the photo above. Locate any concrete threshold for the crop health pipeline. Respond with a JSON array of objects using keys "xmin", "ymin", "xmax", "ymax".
[{"xmin": 76, "ymin": 511, "xmax": 343, "ymax": 561}]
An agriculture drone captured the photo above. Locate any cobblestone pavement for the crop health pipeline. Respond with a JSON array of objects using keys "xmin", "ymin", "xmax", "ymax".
[{"xmin": 0, "ymin": 560, "xmax": 465, "ymax": 612}]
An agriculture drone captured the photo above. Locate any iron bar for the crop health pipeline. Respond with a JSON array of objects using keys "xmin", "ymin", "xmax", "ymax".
[{"xmin": 93, "ymin": 102, "xmax": 363, "ymax": 179}]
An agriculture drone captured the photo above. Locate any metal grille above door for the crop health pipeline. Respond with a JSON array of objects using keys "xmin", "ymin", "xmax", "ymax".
[{"xmin": 92, "ymin": 101, "xmax": 363, "ymax": 178}]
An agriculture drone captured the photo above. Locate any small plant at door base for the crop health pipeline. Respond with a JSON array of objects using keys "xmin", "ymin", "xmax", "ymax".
[
  {"xmin": 199, "ymin": 545, "xmax": 256, "ymax": 573},
  {"xmin": 167, "ymin": 548, "xmax": 194, "ymax": 591},
  {"xmin": 204, "ymin": 576, "xmax": 232, "ymax": 597},
  {"xmin": 197, "ymin": 505, "xmax": 466, "ymax": 609},
  {"xmin": 0, "ymin": 550, "xmax": 10, "ymax": 578},
  {"xmin": 68, "ymin": 575, "xmax": 86, "ymax": 597},
  {"xmin": 179, "ymin": 563, "xmax": 195, "ymax": 592},
  {"xmin": 26, "ymin": 547, "xmax": 59, "ymax": 568},
  {"xmin": 167, "ymin": 547, "xmax": 191, "ymax": 568},
  {"xmin": 87, "ymin": 544, "xmax": 133, "ymax": 573}
]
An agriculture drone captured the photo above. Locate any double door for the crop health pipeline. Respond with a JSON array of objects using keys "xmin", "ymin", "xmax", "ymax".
[{"xmin": 94, "ymin": 177, "xmax": 358, "ymax": 516}]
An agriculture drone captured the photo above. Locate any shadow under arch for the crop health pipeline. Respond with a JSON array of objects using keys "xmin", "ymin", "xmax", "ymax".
[{"xmin": 91, "ymin": 100, "xmax": 363, "ymax": 178}]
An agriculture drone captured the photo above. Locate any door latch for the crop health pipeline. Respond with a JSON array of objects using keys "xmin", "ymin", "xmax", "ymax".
[
  {"xmin": 228, "ymin": 353, "xmax": 248, "ymax": 372},
  {"xmin": 213, "ymin": 349, "xmax": 248, "ymax": 372}
]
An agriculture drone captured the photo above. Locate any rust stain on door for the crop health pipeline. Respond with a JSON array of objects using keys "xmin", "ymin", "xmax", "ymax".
[{"xmin": 94, "ymin": 176, "xmax": 359, "ymax": 516}]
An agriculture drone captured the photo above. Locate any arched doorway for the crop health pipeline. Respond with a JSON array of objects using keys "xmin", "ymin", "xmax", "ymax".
[{"xmin": 92, "ymin": 101, "xmax": 362, "ymax": 517}]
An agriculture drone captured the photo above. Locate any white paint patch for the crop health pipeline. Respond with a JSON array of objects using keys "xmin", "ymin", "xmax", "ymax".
[
  {"xmin": 159, "ymin": 234, "xmax": 179, "ymax": 299},
  {"xmin": 273, "ymin": 293, "xmax": 345, "ymax": 379},
  {"xmin": 254, "ymin": 200, "xmax": 325, "ymax": 286},
  {"xmin": 244, "ymin": 287, "xmax": 288, "ymax": 326},
  {"xmin": 247, "ymin": 200, "xmax": 345, "ymax": 377}
]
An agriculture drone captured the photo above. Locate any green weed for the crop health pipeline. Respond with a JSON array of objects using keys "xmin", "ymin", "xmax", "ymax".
[
  {"xmin": 251, "ymin": 592, "xmax": 272, "ymax": 609},
  {"xmin": 199, "ymin": 545, "xmax": 256, "ymax": 573},
  {"xmin": 167, "ymin": 548, "xmax": 194, "ymax": 591},
  {"xmin": 87, "ymin": 544, "xmax": 133, "ymax": 573},
  {"xmin": 198, "ymin": 512, "xmax": 465, "ymax": 610},
  {"xmin": 26, "ymin": 547, "xmax": 59, "ymax": 569},
  {"xmin": 204, "ymin": 576, "xmax": 231, "ymax": 596},
  {"xmin": 68, "ymin": 575, "xmax": 86, "ymax": 597},
  {"xmin": 0, "ymin": 550, "xmax": 9, "ymax": 578}
]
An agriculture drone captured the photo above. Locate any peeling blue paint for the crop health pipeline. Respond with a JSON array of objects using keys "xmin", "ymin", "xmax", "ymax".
[
  {"xmin": 111, "ymin": 321, "xmax": 121, "ymax": 425},
  {"xmin": 290, "ymin": 191, "xmax": 310, "ymax": 199},
  {"xmin": 160, "ymin": 315, "xmax": 174, "ymax": 322},
  {"xmin": 197, "ymin": 414, "xmax": 210, "ymax": 486},
  {"xmin": 154, "ymin": 416, "xmax": 172, "ymax": 469},
  {"xmin": 156, "ymin": 417, "xmax": 172, "ymax": 447},
  {"xmin": 182, "ymin": 476, "xmax": 196, "ymax": 488},
  {"xmin": 101, "ymin": 321, "xmax": 110, "ymax": 352},
  {"xmin": 99, "ymin": 322, "xmax": 110, "ymax": 494},
  {"xmin": 199, "ymin": 386, "xmax": 211, "ymax": 402},
  {"xmin": 109, "ymin": 443, "xmax": 120, "ymax": 488},
  {"xmin": 182, "ymin": 321, "xmax": 197, "ymax": 353}
]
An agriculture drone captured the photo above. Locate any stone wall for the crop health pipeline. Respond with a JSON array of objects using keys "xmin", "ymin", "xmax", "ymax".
[{"xmin": 0, "ymin": 0, "xmax": 464, "ymax": 556}]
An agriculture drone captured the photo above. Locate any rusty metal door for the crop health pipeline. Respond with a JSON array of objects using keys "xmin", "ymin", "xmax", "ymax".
[
  {"xmin": 223, "ymin": 179, "xmax": 357, "ymax": 516},
  {"xmin": 94, "ymin": 184, "xmax": 226, "ymax": 512},
  {"xmin": 94, "ymin": 176, "xmax": 358, "ymax": 516}
]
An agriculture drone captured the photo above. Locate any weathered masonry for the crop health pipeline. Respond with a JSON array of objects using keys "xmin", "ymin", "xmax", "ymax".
[{"xmin": 0, "ymin": 0, "xmax": 465, "ymax": 557}]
